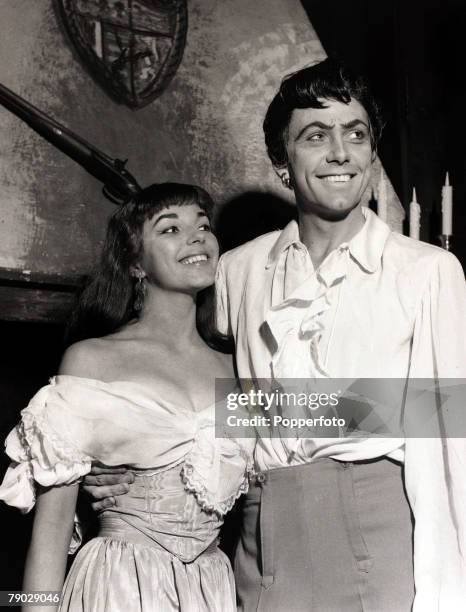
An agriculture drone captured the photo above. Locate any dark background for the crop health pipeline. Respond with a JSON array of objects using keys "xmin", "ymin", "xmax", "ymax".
[
  {"xmin": 303, "ymin": 0, "xmax": 466, "ymax": 265},
  {"xmin": 1, "ymin": 0, "xmax": 465, "ymax": 590}
]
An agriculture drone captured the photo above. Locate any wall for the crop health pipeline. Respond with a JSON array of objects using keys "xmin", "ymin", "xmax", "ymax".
[
  {"xmin": 0, "ymin": 0, "xmax": 402, "ymax": 292},
  {"xmin": 0, "ymin": 0, "xmax": 315, "ymax": 279}
]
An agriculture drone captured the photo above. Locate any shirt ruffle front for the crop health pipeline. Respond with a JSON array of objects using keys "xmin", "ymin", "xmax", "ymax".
[{"xmin": 265, "ymin": 244, "xmax": 349, "ymax": 379}]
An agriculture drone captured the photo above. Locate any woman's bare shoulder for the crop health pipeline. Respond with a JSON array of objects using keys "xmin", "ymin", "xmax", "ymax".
[{"xmin": 58, "ymin": 337, "xmax": 115, "ymax": 379}]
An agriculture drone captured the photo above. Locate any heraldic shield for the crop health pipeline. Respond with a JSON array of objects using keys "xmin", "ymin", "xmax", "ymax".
[{"xmin": 57, "ymin": 0, "xmax": 188, "ymax": 108}]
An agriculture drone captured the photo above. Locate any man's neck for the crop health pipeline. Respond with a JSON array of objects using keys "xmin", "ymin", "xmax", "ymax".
[{"xmin": 298, "ymin": 205, "xmax": 365, "ymax": 269}]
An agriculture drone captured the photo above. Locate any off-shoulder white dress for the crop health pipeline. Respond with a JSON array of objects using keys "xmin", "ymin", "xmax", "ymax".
[{"xmin": 0, "ymin": 375, "xmax": 253, "ymax": 612}]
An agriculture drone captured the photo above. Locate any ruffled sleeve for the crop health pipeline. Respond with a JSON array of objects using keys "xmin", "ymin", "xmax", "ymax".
[{"xmin": 0, "ymin": 382, "xmax": 92, "ymax": 515}]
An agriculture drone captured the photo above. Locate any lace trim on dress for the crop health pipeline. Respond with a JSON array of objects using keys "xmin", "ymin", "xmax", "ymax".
[
  {"xmin": 181, "ymin": 445, "xmax": 253, "ymax": 516},
  {"xmin": 20, "ymin": 408, "xmax": 91, "ymax": 466},
  {"xmin": 0, "ymin": 400, "xmax": 92, "ymax": 512}
]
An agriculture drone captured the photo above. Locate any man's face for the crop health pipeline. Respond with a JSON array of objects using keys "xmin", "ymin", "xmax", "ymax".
[{"xmin": 284, "ymin": 98, "xmax": 374, "ymax": 219}]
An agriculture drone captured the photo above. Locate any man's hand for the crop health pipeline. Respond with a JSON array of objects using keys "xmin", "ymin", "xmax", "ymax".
[{"xmin": 82, "ymin": 465, "xmax": 135, "ymax": 512}]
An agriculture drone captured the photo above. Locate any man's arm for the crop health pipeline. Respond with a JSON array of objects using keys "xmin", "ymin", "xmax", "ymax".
[{"xmin": 404, "ymin": 251, "xmax": 466, "ymax": 608}]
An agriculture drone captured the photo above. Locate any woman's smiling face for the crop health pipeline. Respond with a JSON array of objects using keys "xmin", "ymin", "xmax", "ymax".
[{"xmin": 139, "ymin": 203, "xmax": 219, "ymax": 294}]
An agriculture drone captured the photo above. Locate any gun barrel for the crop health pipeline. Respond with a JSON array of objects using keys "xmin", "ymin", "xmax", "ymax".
[{"xmin": 0, "ymin": 82, "xmax": 142, "ymax": 203}]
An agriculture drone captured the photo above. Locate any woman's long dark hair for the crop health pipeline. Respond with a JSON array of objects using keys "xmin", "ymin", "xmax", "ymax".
[{"xmin": 66, "ymin": 183, "xmax": 233, "ymax": 353}]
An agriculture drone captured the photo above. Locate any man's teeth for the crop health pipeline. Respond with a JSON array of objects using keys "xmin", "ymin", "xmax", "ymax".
[
  {"xmin": 181, "ymin": 254, "xmax": 208, "ymax": 265},
  {"xmin": 321, "ymin": 174, "xmax": 352, "ymax": 182}
]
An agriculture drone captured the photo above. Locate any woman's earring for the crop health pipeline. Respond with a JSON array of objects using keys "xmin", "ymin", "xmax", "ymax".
[
  {"xmin": 281, "ymin": 174, "xmax": 292, "ymax": 190},
  {"xmin": 133, "ymin": 271, "xmax": 147, "ymax": 312}
]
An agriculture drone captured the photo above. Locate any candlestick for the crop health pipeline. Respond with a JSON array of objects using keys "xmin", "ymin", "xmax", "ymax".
[
  {"xmin": 377, "ymin": 173, "xmax": 388, "ymax": 222},
  {"xmin": 409, "ymin": 187, "xmax": 421, "ymax": 240},
  {"xmin": 441, "ymin": 172, "xmax": 453, "ymax": 236}
]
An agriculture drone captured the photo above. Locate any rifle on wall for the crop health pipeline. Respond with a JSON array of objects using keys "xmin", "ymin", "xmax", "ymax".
[{"xmin": 0, "ymin": 82, "xmax": 142, "ymax": 204}]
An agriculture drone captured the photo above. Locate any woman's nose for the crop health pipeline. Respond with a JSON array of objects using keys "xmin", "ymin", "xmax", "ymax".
[{"xmin": 187, "ymin": 228, "xmax": 206, "ymax": 244}]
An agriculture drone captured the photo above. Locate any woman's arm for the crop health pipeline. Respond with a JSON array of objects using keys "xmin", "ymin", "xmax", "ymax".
[{"xmin": 22, "ymin": 483, "xmax": 78, "ymax": 612}]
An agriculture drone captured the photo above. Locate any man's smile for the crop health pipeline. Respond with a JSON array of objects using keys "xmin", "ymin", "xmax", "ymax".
[{"xmin": 317, "ymin": 173, "xmax": 356, "ymax": 183}]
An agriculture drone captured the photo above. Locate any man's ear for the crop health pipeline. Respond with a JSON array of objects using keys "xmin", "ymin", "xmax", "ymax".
[{"xmin": 275, "ymin": 167, "xmax": 292, "ymax": 190}]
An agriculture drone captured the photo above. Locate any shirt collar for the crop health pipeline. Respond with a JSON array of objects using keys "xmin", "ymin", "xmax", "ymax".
[
  {"xmin": 266, "ymin": 219, "xmax": 301, "ymax": 268},
  {"xmin": 266, "ymin": 207, "xmax": 391, "ymax": 273}
]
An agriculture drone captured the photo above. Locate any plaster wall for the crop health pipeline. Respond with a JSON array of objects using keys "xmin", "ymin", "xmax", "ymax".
[{"xmin": 0, "ymin": 0, "xmax": 402, "ymax": 279}]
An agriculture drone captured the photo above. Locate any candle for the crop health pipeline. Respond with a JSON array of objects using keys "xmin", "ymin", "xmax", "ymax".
[
  {"xmin": 409, "ymin": 187, "xmax": 421, "ymax": 240},
  {"xmin": 441, "ymin": 172, "xmax": 453, "ymax": 235},
  {"xmin": 377, "ymin": 172, "xmax": 388, "ymax": 222},
  {"xmin": 94, "ymin": 22, "xmax": 103, "ymax": 58}
]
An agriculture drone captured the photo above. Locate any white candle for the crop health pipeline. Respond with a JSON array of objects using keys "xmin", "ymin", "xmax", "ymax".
[
  {"xmin": 377, "ymin": 173, "xmax": 388, "ymax": 223},
  {"xmin": 409, "ymin": 187, "xmax": 421, "ymax": 240},
  {"xmin": 94, "ymin": 22, "xmax": 103, "ymax": 59},
  {"xmin": 441, "ymin": 172, "xmax": 453, "ymax": 235}
]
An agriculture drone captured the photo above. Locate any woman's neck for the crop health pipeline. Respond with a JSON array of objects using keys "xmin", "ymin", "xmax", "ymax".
[{"xmin": 131, "ymin": 287, "xmax": 201, "ymax": 347}]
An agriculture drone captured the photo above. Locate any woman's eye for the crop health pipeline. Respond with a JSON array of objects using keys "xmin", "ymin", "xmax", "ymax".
[
  {"xmin": 161, "ymin": 226, "xmax": 179, "ymax": 234},
  {"xmin": 199, "ymin": 223, "xmax": 211, "ymax": 231}
]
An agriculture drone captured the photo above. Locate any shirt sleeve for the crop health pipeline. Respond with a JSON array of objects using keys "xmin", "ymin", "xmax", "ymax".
[
  {"xmin": 410, "ymin": 251, "xmax": 466, "ymax": 378},
  {"xmin": 404, "ymin": 252, "xmax": 466, "ymax": 610},
  {"xmin": 215, "ymin": 254, "xmax": 231, "ymax": 335}
]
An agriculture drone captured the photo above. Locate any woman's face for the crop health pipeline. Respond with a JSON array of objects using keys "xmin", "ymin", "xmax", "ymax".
[{"xmin": 138, "ymin": 203, "xmax": 219, "ymax": 294}]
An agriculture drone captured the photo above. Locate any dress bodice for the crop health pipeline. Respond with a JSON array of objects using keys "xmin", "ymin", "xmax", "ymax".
[
  {"xmin": 99, "ymin": 465, "xmax": 225, "ymax": 562},
  {"xmin": 0, "ymin": 375, "xmax": 253, "ymax": 558}
]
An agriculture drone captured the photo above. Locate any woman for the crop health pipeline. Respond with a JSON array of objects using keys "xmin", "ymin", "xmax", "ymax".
[{"xmin": 0, "ymin": 183, "xmax": 252, "ymax": 612}]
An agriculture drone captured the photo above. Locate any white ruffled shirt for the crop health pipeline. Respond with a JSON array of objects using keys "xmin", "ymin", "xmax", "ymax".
[{"xmin": 216, "ymin": 207, "xmax": 466, "ymax": 610}]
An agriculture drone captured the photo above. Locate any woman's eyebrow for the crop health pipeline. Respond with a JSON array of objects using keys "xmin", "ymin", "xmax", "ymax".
[{"xmin": 152, "ymin": 212, "xmax": 179, "ymax": 227}]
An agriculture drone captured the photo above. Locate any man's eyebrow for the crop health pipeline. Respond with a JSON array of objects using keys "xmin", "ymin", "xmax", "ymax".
[
  {"xmin": 295, "ymin": 118, "xmax": 369, "ymax": 141},
  {"xmin": 342, "ymin": 119, "xmax": 369, "ymax": 130},
  {"xmin": 295, "ymin": 121, "xmax": 333, "ymax": 141}
]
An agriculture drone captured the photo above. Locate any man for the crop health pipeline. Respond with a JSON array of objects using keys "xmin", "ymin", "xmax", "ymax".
[{"xmin": 85, "ymin": 59, "xmax": 466, "ymax": 610}]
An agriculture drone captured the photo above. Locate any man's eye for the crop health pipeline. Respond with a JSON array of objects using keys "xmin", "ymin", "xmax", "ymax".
[
  {"xmin": 348, "ymin": 130, "xmax": 366, "ymax": 140},
  {"xmin": 307, "ymin": 132, "xmax": 325, "ymax": 142}
]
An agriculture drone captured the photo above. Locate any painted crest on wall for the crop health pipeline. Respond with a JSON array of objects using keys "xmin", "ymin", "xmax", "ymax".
[{"xmin": 56, "ymin": 0, "xmax": 187, "ymax": 109}]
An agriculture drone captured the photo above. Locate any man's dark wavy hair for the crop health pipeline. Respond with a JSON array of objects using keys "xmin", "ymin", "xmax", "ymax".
[
  {"xmin": 263, "ymin": 57, "xmax": 384, "ymax": 169},
  {"xmin": 66, "ymin": 182, "xmax": 232, "ymax": 353}
]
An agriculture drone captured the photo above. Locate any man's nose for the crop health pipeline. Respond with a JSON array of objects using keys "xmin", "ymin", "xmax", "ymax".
[{"xmin": 326, "ymin": 136, "xmax": 350, "ymax": 164}]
